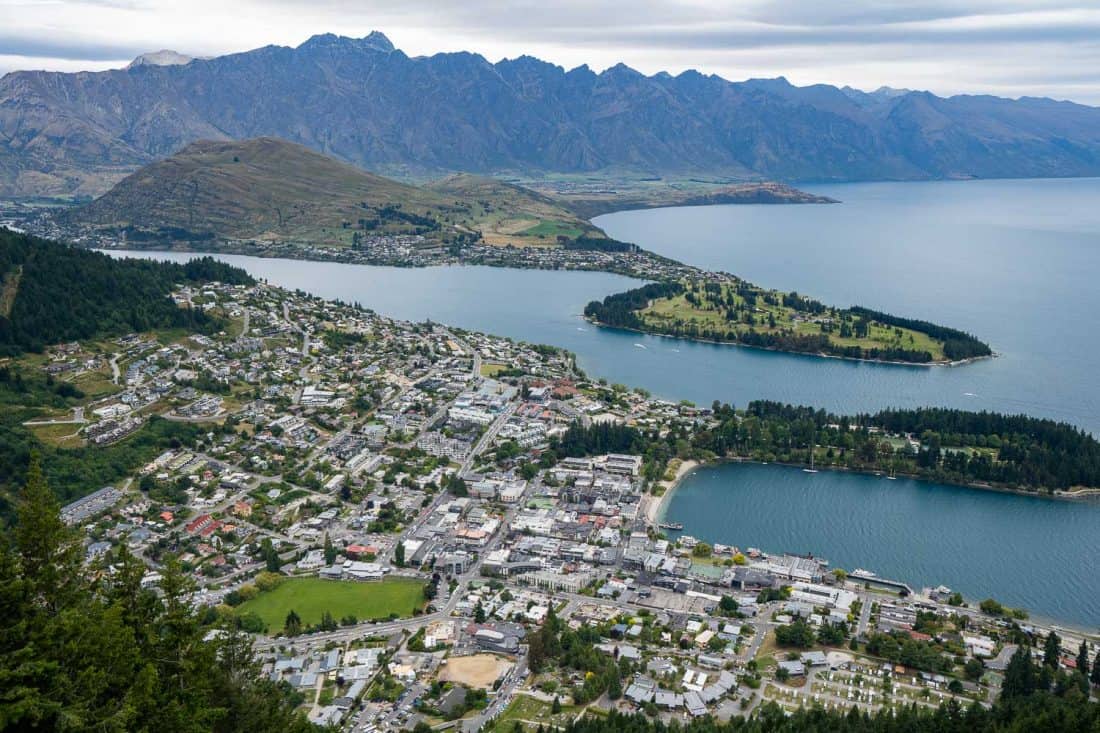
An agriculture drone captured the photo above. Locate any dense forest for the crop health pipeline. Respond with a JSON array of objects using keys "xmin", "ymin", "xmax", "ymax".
[
  {"xmin": 564, "ymin": 236, "xmax": 639, "ymax": 253},
  {"xmin": 848, "ymin": 307, "xmax": 992, "ymax": 360},
  {"xmin": 549, "ymin": 403, "xmax": 1100, "ymax": 493},
  {"xmin": 0, "ymin": 459, "xmax": 317, "ymax": 731},
  {"xmin": 584, "ymin": 281, "xmax": 991, "ymax": 364},
  {"xmin": 583, "ymin": 282, "xmax": 687, "ymax": 330},
  {"xmin": 0, "ymin": 229, "xmax": 253, "ymax": 354}
]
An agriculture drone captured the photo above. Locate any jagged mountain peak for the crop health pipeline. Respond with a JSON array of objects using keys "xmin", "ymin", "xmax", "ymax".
[
  {"xmin": 126, "ymin": 50, "xmax": 200, "ymax": 69},
  {"xmin": 2, "ymin": 31, "xmax": 1100, "ymax": 198},
  {"xmin": 297, "ymin": 31, "xmax": 395, "ymax": 54}
]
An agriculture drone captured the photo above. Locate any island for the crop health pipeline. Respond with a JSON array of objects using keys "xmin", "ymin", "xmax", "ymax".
[{"xmin": 584, "ymin": 279, "xmax": 993, "ymax": 364}]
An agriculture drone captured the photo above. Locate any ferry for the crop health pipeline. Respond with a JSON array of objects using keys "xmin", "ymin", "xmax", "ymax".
[{"xmin": 658, "ymin": 521, "xmax": 684, "ymax": 531}]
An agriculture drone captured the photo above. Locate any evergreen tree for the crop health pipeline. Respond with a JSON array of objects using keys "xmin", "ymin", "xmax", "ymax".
[
  {"xmin": 0, "ymin": 461, "xmax": 314, "ymax": 731},
  {"xmin": 1003, "ymin": 645, "xmax": 1037, "ymax": 699},
  {"xmin": 1092, "ymin": 649, "xmax": 1100, "ymax": 686},
  {"xmin": 394, "ymin": 540, "xmax": 406, "ymax": 568},
  {"xmin": 1076, "ymin": 641, "xmax": 1090, "ymax": 679},
  {"xmin": 284, "ymin": 609, "xmax": 303, "ymax": 636},
  {"xmin": 1044, "ymin": 630, "xmax": 1062, "ymax": 668},
  {"xmin": 323, "ymin": 533, "xmax": 336, "ymax": 565}
]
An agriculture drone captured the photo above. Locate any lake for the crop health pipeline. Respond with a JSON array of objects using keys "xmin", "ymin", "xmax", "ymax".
[
  {"xmin": 113, "ymin": 177, "xmax": 1100, "ymax": 434},
  {"xmin": 107, "ymin": 176, "xmax": 1100, "ymax": 626},
  {"xmin": 596, "ymin": 177, "xmax": 1100, "ymax": 434},
  {"xmin": 660, "ymin": 462, "xmax": 1100, "ymax": 628}
]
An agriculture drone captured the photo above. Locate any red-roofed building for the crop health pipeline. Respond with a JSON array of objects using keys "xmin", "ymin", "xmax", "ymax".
[{"xmin": 185, "ymin": 514, "xmax": 214, "ymax": 535}]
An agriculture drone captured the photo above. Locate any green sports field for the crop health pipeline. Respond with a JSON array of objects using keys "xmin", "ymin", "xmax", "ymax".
[{"xmin": 238, "ymin": 576, "xmax": 425, "ymax": 630}]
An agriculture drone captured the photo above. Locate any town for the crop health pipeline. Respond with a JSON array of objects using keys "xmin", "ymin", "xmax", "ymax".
[{"xmin": 37, "ymin": 278, "xmax": 1100, "ymax": 732}]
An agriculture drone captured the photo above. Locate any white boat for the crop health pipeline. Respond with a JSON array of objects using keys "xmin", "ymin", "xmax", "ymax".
[{"xmin": 803, "ymin": 443, "xmax": 818, "ymax": 473}]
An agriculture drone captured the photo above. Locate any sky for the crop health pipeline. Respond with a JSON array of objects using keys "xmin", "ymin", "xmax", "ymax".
[{"xmin": 2, "ymin": 0, "xmax": 1100, "ymax": 104}]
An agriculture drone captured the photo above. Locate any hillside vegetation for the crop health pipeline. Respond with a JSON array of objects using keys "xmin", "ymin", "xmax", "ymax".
[
  {"xmin": 584, "ymin": 279, "xmax": 992, "ymax": 364},
  {"xmin": 427, "ymin": 173, "xmax": 605, "ymax": 246},
  {"xmin": 64, "ymin": 137, "xmax": 462, "ymax": 247},
  {"xmin": 0, "ymin": 460, "xmax": 316, "ymax": 730},
  {"xmin": 0, "ymin": 228, "xmax": 252, "ymax": 354},
  {"xmin": 62, "ymin": 138, "xmax": 612, "ymax": 250}
]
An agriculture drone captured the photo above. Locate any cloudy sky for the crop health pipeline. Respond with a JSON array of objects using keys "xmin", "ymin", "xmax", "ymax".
[{"xmin": 3, "ymin": 0, "xmax": 1100, "ymax": 104}]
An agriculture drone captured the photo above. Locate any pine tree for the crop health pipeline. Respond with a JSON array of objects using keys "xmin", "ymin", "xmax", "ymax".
[
  {"xmin": 323, "ymin": 533, "xmax": 336, "ymax": 565},
  {"xmin": 1003, "ymin": 645, "xmax": 1036, "ymax": 699},
  {"xmin": 1077, "ymin": 641, "xmax": 1090, "ymax": 679},
  {"xmin": 1092, "ymin": 649, "xmax": 1100, "ymax": 687},
  {"xmin": 1044, "ymin": 630, "xmax": 1062, "ymax": 668},
  {"xmin": 14, "ymin": 453, "xmax": 80, "ymax": 611},
  {"xmin": 285, "ymin": 609, "xmax": 302, "ymax": 636}
]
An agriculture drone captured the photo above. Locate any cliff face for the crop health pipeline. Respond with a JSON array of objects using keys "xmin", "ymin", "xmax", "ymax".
[{"xmin": 3, "ymin": 31, "xmax": 1100, "ymax": 196}]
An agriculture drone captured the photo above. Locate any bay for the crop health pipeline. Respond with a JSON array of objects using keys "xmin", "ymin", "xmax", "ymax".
[{"xmin": 660, "ymin": 462, "xmax": 1100, "ymax": 628}]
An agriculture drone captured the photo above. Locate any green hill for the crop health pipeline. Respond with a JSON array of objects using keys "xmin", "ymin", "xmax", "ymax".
[
  {"xmin": 63, "ymin": 137, "xmax": 464, "ymax": 247},
  {"xmin": 62, "ymin": 137, "xmax": 606, "ymax": 251},
  {"xmin": 426, "ymin": 173, "xmax": 604, "ymax": 246},
  {"xmin": 0, "ymin": 228, "xmax": 252, "ymax": 354}
]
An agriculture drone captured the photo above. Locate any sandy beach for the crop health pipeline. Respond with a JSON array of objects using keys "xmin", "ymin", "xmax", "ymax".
[{"xmin": 644, "ymin": 458, "xmax": 699, "ymax": 525}]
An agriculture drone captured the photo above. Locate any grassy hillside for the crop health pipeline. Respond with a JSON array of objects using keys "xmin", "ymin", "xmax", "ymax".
[
  {"xmin": 427, "ymin": 173, "xmax": 605, "ymax": 246},
  {"xmin": 65, "ymin": 137, "xmax": 466, "ymax": 247},
  {"xmin": 63, "ymin": 138, "xmax": 614, "ymax": 251}
]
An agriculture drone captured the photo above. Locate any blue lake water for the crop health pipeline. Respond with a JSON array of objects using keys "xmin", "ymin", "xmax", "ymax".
[
  {"xmin": 107, "ymin": 176, "xmax": 1100, "ymax": 626},
  {"xmin": 660, "ymin": 462, "xmax": 1100, "ymax": 629},
  {"xmin": 595, "ymin": 177, "xmax": 1100, "ymax": 434},
  {"xmin": 112, "ymin": 178, "xmax": 1100, "ymax": 433}
]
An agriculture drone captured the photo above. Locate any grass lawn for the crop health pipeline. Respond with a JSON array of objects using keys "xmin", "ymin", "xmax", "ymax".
[
  {"xmin": 27, "ymin": 422, "xmax": 85, "ymax": 448},
  {"xmin": 238, "ymin": 576, "xmax": 425, "ymax": 630},
  {"xmin": 518, "ymin": 220, "xmax": 585, "ymax": 240},
  {"xmin": 640, "ymin": 281, "xmax": 948, "ymax": 361},
  {"xmin": 480, "ymin": 363, "xmax": 509, "ymax": 377},
  {"xmin": 492, "ymin": 694, "xmax": 581, "ymax": 732}
]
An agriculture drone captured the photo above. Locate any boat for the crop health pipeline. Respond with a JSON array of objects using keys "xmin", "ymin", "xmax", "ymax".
[
  {"xmin": 658, "ymin": 521, "xmax": 684, "ymax": 530},
  {"xmin": 803, "ymin": 443, "xmax": 818, "ymax": 473}
]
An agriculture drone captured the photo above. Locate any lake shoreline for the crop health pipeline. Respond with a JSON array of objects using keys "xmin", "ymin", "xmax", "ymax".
[
  {"xmin": 583, "ymin": 316, "xmax": 995, "ymax": 368},
  {"xmin": 651, "ymin": 456, "xmax": 1099, "ymax": 522}
]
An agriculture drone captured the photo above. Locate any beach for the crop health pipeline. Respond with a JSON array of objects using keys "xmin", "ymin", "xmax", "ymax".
[{"xmin": 644, "ymin": 458, "xmax": 698, "ymax": 525}]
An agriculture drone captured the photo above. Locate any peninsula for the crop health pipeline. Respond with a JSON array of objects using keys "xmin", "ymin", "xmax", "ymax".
[
  {"xmin": 584, "ymin": 279, "xmax": 992, "ymax": 364},
  {"xmin": 14, "ymin": 137, "xmax": 992, "ymax": 366}
]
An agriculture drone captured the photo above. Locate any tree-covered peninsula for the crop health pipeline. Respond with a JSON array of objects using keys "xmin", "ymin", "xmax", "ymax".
[
  {"xmin": 584, "ymin": 279, "xmax": 992, "ymax": 364},
  {"xmin": 550, "ymin": 402, "xmax": 1100, "ymax": 495}
]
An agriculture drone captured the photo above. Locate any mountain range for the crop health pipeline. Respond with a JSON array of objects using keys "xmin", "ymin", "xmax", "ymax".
[{"xmin": 3, "ymin": 31, "xmax": 1100, "ymax": 197}]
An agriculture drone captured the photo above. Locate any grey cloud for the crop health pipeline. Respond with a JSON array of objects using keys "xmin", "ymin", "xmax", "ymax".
[{"xmin": 0, "ymin": 35, "xmax": 147, "ymax": 61}]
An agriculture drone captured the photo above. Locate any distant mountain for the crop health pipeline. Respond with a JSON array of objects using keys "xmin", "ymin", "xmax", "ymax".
[
  {"xmin": 61, "ymin": 137, "xmax": 603, "ymax": 248},
  {"xmin": 2, "ymin": 31, "xmax": 1100, "ymax": 197},
  {"xmin": 126, "ymin": 50, "xmax": 204, "ymax": 69}
]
